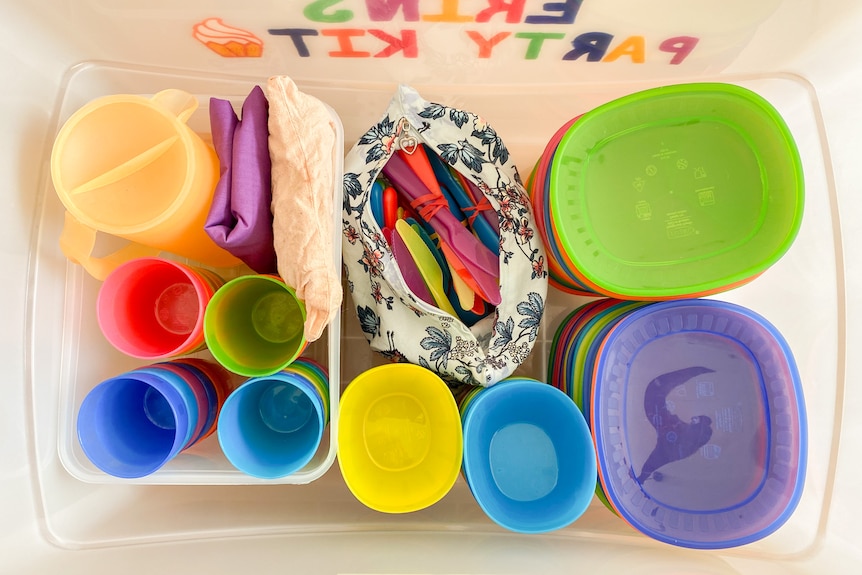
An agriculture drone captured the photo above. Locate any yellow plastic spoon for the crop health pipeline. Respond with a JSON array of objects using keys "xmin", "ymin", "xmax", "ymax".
[
  {"xmin": 449, "ymin": 259, "xmax": 476, "ymax": 311},
  {"xmin": 395, "ymin": 219, "xmax": 457, "ymax": 316}
]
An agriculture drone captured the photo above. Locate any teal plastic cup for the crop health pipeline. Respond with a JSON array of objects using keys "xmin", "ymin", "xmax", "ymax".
[{"xmin": 217, "ymin": 369, "xmax": 328, "ymax": 479}]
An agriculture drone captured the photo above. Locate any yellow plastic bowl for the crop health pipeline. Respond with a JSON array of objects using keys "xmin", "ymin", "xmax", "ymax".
[{"xmin": 338, "ymin": 364, "xmax": 463, "ymax": 513}]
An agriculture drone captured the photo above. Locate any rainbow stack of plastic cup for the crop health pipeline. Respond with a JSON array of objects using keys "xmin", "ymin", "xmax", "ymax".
[
  {"xmin": 527, "ymin": 83, "xmax": 804, "ymax": 300},
  {"xmin": 77, "ymin": 359, "xmax": 232, "ymax": 478},
  {"xmin": 456, "ymin": 378, "xmax": 596, "ymax": 534},
  {"xmin": 97, "ymin": 257, "xmax": 225, "ymax": 359},
  {"xmin": 549, "ymin": 298, "xmax": 808, "ymax": 549},
  {"xmin": 217, "ymin": 358, "xmax": 329, "ymax": 479}
]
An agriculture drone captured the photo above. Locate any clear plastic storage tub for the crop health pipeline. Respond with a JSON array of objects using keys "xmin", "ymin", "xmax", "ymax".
[
  {"xmin": 45, "ymin": 64, "xmax": 345, "ymax": 485},
  {"xmin": 8, "ymin": 0, "xmax": 862, "ymax": 572}
]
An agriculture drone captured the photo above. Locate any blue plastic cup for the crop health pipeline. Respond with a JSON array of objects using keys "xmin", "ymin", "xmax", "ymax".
[
  {"xmin": 152, "ymin": 361, "xmax": 222, "ymax": 446},
  {"xmin": 460, "ymin": 378, "xmax": 597, "ymax": 533},
  {"xmin": 136, "ymin": 365, "xmax": 203, "ymax": 447},
  {"xmin": 217, "ymin": 370, "xmax": 328, "ymax": 479},
  {"xmin": 77, "ymin": 370, "xmax": 196, "ymax": 478}
]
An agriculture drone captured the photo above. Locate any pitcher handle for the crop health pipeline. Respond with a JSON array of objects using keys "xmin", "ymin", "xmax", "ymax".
[
  {"xmin": 59, "ymin": 211, "xmax": 161, "ymax": 281},
  {"xmin": 151, "ymin": 89, "xmax": 198, "ymax": 123}
]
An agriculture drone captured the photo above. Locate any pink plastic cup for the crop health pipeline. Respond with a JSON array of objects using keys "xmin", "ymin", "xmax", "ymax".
[{"xmin": 97, "ymin": 257, "xmax": 225, "ymax": 359}]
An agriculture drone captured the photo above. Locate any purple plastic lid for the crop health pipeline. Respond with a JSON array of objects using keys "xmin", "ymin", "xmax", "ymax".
[{"xmin": 592, "ymin": 299, "xmax": 807, "ymax": 549}]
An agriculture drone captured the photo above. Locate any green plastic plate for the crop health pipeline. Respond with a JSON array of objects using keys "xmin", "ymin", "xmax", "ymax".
[{"xmin": 549, "ymin": 83, "xmax": 804, "ymax": 298}]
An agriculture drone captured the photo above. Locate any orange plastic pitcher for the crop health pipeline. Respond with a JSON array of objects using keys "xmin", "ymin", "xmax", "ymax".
[{"xmin": 51, "ymin": 89, "xmax": 240, "ymax": 280}]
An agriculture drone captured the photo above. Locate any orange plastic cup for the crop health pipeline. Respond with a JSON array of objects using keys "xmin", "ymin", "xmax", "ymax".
[{"xmin": 51, "ymin": 89, "xmax": 240, "ymax": 280}]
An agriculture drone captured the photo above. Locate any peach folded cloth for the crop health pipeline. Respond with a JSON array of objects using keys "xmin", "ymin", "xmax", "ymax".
[{"xmin": 268, "ymin": 76, "xmax": 341, "ymax": 342}]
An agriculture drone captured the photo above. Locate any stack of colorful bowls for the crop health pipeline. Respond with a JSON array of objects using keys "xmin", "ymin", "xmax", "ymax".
[
  {"xmin": 217, "ymin": 358, "xmax": 330, "ymax": 479},
  {"xmin": 457, "ymin": 378, "xmax": 596, "ymax": 534},
  {"xmin": 549, "ymin": 298, "xmax": 807, "ymax": 548},
  {"xmin": 337, "ymin": 364, "xmax": 463, "ymax": 514},
  {"xmin": 527, "ymin": 83, "xmax": 804, "ymax": 299}
]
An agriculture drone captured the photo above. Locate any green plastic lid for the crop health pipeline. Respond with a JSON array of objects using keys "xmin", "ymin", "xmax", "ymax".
[{"xmin": 549, "ymin": 83, "xmax": 804, "ymax": 299}]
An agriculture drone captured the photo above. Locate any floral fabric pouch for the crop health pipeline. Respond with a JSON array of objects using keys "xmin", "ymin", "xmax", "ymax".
[{"xmin": 342, "ymin": 85, "xmax": 548, "ymax": 387}]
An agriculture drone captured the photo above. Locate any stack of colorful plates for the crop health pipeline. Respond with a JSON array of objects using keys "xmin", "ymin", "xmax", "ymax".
[
  {"xmin": 528, "ymin": 83, "xmax": 804, "ymax": 299},
  {"xmin": 549, "ymin": 298, "xmax": 807, "ymax": 548}
]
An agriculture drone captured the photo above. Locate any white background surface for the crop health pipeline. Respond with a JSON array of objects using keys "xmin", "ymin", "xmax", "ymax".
[{"xmin": 2, "ymin": 1, "xmax": 861, "ymax": 572}]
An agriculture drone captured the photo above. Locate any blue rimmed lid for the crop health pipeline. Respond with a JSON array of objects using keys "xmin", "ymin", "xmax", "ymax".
[{"xmin": 592, "ymin": 299, "xmax": 807, "ymax": 549}]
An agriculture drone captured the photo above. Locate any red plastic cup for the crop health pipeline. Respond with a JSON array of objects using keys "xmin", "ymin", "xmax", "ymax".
[{"xmin": 97, "ymin": 257, "xmax": 225, "ymax": 359}]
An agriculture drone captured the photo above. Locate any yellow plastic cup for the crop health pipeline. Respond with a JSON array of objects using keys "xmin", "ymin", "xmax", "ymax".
[
  {"xmin": 51, "ymin": 89, "xmax": 240, "ymax": 280},
  {"xmin": 338, "ymin": 364, "xmax": 463, "ymax": 514}
]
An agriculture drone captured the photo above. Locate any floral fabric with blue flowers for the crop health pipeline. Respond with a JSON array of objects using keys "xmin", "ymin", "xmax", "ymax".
[{"xmin": 342, "ymin": 85, "xmax": 548, "ymax": 386}]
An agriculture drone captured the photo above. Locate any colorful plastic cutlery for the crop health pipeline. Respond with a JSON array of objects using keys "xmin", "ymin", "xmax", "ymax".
[
  {"xmin": 370, "ymin": 181, "xmax": 384, "ymax": 228},
  {"xmin": 390, "ymin": 225, "xmax": 435, "ymax": 306},
  {"xmin": 424, "ymin": 145, "xmax": 499, "ymax": 255},
  {"xmin": 395, "ymin": 219, "xmax": 458, "ymax": 316},
  {"xmin": 383, "ymin": 186, "xmax": 398, "ymax": 231},
  {"xmin": 383, "ymin": 153, "xmax": 501, "ymax": 305},
  {"xmin": 455, "ymin": 169, "xmax": 499, "ymax": 235}
]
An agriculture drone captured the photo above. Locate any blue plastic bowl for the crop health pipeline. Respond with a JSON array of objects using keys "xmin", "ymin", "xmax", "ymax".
[{"xmin": 462, "ymin": 378, "xmax": 597, "ymax": 533}]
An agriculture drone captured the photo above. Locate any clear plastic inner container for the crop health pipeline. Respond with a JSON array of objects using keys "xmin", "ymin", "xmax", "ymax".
[{"xmin": 43, "ymin": 64, "xmax": 344, "ymax": 486}]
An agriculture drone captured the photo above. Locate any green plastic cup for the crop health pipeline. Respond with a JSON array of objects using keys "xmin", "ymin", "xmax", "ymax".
[{"xmin": 204, "ymin": 275, "xmax": 307, "ymax": 377}]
